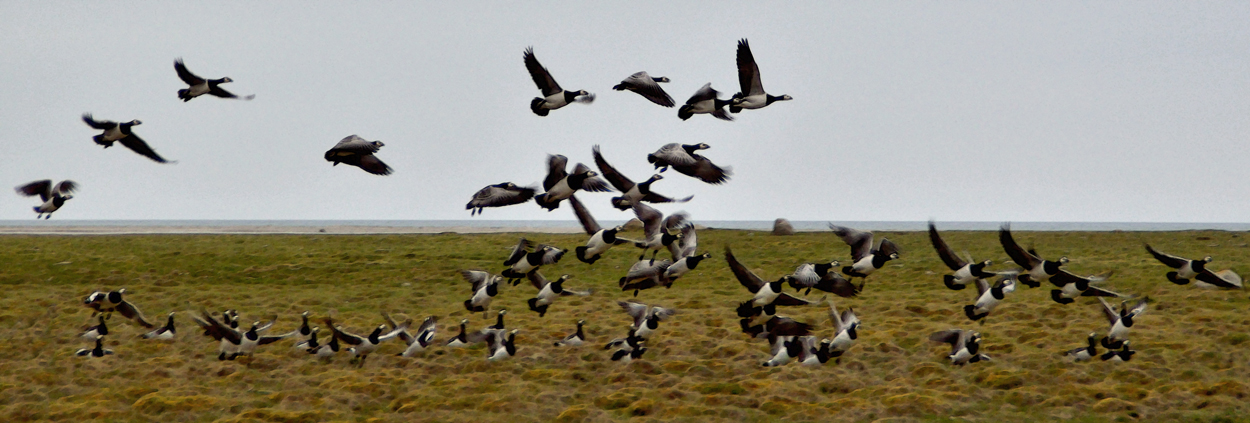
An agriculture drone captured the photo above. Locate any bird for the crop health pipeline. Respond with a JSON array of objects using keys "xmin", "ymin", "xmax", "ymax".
[
  {"xmin": 964, "ymin": 273, "xmax": 1018, "ymax": 322},
  {"xmin": 593, "ymin": 145, "xmax": 692, "ymax": 210},
  {"xmin": 523, "ymin": 47, "xmax": 593, "ymax": 116},
  {"xmin": 191, "ymin": 309, "xmax": 244, "ymax": 360},
  {"xmin": 826, "ymin": 302, "xmax": 861, "ymax": 359},
  {"xmin": 798, "ymin": 337, "xmax": 836, "ymax": 367},
  {"xmin": 235, "ymin": 319, "xmax": 297, "ymax": 359},
  {"xmin": 140, "ymin": 312, "xmax": 177, "ymax": 340},
  {"xmin": 762, "ymin": 336, "xmax": 802, "ymax": 367},
  {"xmin": 729, "ymin": 39, "xmax": 792, "ymax": 113},
  {"xmin": 677, "ymin": 83, "xmax": 733, "ymax": 121},
  {"xmin": 553, "ymin": 320, "xmax": 586, "ymax": 347},
  {"xmin": 466, "ymin": 182, "xmax": 536, "ymax": 215},
  {"xmin": 618, "ymin": 259, "xmax": 674, "ymax": 296},
  {"xmin": 726, "ymin": 246, "xmax": 825, "ymax": 322},
  {"xmin": 646, "ymin": 143, "xmax": 732, "ymax": 184},
  {"xmin": 929, "ymin": 329, "xmax": 991, "ymax": 366},
  {"xmin": 75, "ymin": 336, "xmax": 114, "ymax": 358},
  {"xmin": 613, "ymin": 71, "xmax": 675, "ymax": 107},
  {"xmin": 445, "ymin": 319, "xmax": 489, "ymax": 348},
  {"xmin": 631, "ymin": 202, "xmax": 682, "ymax": 262},
  {"xmin": 664, "ymin": 213, "xmax": 699, "ymax": 261},
  {"xmin": 487, "ymin": 309, "xmax": 508, "ymax": 330},
  {"xmin": 79, "ymin": 316, "xmax": 109, "ymax": 340},
  {"xmin": 173, "ymin": 58, "xmax": 254, "ymax": 101},
  {"xmin": 1064, "ymin": 332, "xmax": 1100, "ymax": 362},
  {"xmin": 664, "ymin": 252, "xmax": 711, "ymax": 284},
  {"xmin": 501, "ymin": 238, "xmax": 565, "ymax": 284},
  {"xmin": 525, "ymin": 272, "xmax": 591, "ymax": 318},
  {"xmin": 294, "ymin": 327, "xmax": 321, "ymax": 351},
  {"xmin": 534, "ymin": 155, "xmax": 612, "ymax": 211},
  {"xmin": 787, "ymin": 261, "xmax": 861, "ymax": 298},
  {"xmin": 618, "ymin": 301, "xmax": 676, "ymax": 341},
  {"xmin": 928, "ymin": 221, "xmax": 997, "ymax": 290},
  {"xmin": 15, "ymin": 180, "xmax": 77, "ymax": 219},
  {"xmin": 461, "ymin": 270, "xmax": 502, "ymax": 313},
  {"xmin": 1144, "ymin": 244, "xmax": 1243, "ymax": 289},
  {"xmin": 485, "ymin": 329, "xmax": 519, "ymax": 361},
  {"xmin": 324, "ymin": 316, "xmax": 410, "ymax": 367},
  {"xmin": 999, "ymin": 223, "xmax": 1068, "ymax": 288},
  {"xmin": 827, "ymin": 224, "xmax": 900, "ymax": 279},
  {"xmin": 610, "ymin": 337, "xmax": 648, "ymax": 363},
  {"xmin": 396, "ymin": 316, "xmax": 438, "ymax": 358},
  {"xmin": 569, "ymin": 195, "xmax": 631, "ymax": 264},
  {"xmin": 1100, "ymin": 297, "xmax": 1148, "ymax": 349},
  {"xmin": 310, "ymin": 330, "xmax": 342, "ymax": 360},
  {"xmin": 290, "ymin": 311, "xmax": 314, "ymax": 346},
  {"xmin": 82, "ymin": 114, "xmax": 172, "ymax": 163},
  {"xmin": 82, "ymin": 289, "xmax": 155, "ymax": 328},
  {"xmin": 1100, "ymin": 341, "xmax": 1136, "ymax": 362},
  {"xmin": 1049, "ymin": 271, "xmax": 1122, "ymax": 305},
  {"xmin": 324, "ymin": 135, "xmax": 391, "ymax": 175}
]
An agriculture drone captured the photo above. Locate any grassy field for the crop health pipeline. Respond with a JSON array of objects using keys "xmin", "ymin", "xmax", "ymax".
[{"xmin": 1, "ymin": 228, "xmax": 1248, "ymax": 422}]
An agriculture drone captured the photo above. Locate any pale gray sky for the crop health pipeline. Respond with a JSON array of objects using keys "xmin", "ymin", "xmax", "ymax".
[{"xmin": 2, "ymin": 2, "xmax": 1248, "ymax": 222}]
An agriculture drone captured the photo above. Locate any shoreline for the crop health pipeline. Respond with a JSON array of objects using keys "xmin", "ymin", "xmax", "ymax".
[{"xmin": 0, "ymin": 224, "xmax": 1245, "ymax": 235}]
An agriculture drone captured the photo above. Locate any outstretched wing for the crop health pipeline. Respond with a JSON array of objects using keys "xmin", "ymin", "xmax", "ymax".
[
  {"xmin": 592, "ymin": 145, "xmax": 635, "ymax": 193},
  {"xmin": 523, "ymin": 47, "xmax": 561, "ymax": 96},
  {"xmin": 828, "ymin": 224, "xmax": 873, "ymax": 262},
  {"xmin": 15, "ymin": 180, "xmax": 53, "ymax": 202},
  {"xmin": 119, "ymin": 134, "xmax": 172, "ymax": 163},
  {"xmin": 174, "ymin": 58, "xmax": 206, "ymax": 85},
  {"xmin": 928, "ymin": 221, "xmax": 967, "ymax": 271},
  {"xmin": 117, "ymin": 300, "xmax": 155, "ymax": 328},
  {"xmin": 724, "ymin": 246, "xmax": 766, "ymax": 293},
  {"xmin": 736, "ymin": 39, "xmax": 764, "ymax": 96},
  {"xmin": 82, "ymin": 113, "xmax": 115, "ymax": 129},
  {"xmin": 1143, "ymin": 244, "xmax": 1188, "ymax": 269},
  {"xmin": 617, "ymin": 71, "xmax": 675, "ymax": 107},
  {"xmin": 543, "ymin": 155, "xmax": 569, "ymax": 191},
  {"xmin": 568, "ymin": 195, "xmax": 601, "ymax": 235},
  {"xmin": 999, "ymin": 224, "xmax": 1041, "ymax": 270}
]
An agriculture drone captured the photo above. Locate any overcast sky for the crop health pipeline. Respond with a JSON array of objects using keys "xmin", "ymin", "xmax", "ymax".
[{"xmin": 2, "ymin": 2, "xmax": 1248, "ymax": 223}]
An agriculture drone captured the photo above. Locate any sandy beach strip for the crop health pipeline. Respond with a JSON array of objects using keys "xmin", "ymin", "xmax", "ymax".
[{"xmin": 0, "ymin": 225, "xmax": 588, "ymax": 235}]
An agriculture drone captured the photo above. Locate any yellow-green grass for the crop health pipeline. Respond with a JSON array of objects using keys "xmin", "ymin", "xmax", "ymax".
[{"xmin": 1, "ymin": 229, "xmax": 1248, "ymax": 422}]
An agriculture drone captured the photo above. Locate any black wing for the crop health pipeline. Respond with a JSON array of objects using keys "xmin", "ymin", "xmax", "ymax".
[
  {"xmin": 81, "ymin": 113, "xmax": 115, "ymax": 130},
  {"xmin": 15, "ymin": 180, "xmax": 52, "ymax": 202},
  {"xmin": 616, "ymin": 71, "xmax": 675, "ymax": 107},
  {"xmin": 592, "ymin": 145, "xmax": 635, "ymax": 193},
  {"xmin": 928, "ymin": 221, "xmax": 967, "ymax": 271},
  {"xmin": 674, "ymin": 156, "xmax": 731, "ymax": 185},
  {"xmin": 173, "ymin": 58, "xmax": 206, "ymax": 85},
  {"xmin": 736, "ymin": 38, "xmax": 764, "ymax": 97},
  {"xmin": 999, "ymin": 224, "xmax": 1041, "ymax": 270},
  {"xmin": 208, "ymin": 84, "xmax": 253, "ymax": 100},
  {"xmin": 355, "ymin": 154, "xmax": 392, "ymax": 175},
  {"xmin": 543, "ymin": 154, "xmax": 569, "ymax": 191},
  {"xmin": 724, "ymin": 246, "xmax": 766, "ymax": 293},
  {"xmin": 568, "ymin": 195, "xmax": 601, "ymax": 235},
  {"xmin": 1143, "ymin": 244, "xmax": 1188, "ymax": 269},
  {"xmin": 116, "ymin": 300, "xmax": 155, "ymax": 328},
  {"xmin": 523, "ymin": 47, "xmax": 561, "ymax": 97},
  {"xmin": 118, "ymin": 134, "xmax": 172, "ymax": 163},
  {"xmin": 467, "ymin": 183, "xmax": 535, "ymax": 211}
]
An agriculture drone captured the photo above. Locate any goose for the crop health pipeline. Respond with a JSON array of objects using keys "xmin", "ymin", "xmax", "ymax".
[
  {"xmin": 999, "ymin": 223, "xmax": 1068, "ymax": 288},
  {"xmin": 726, "ymin": 246, "xmax": 825, "ymax": 319},
  {"xmin": 929, "ymin": 221, "xmax": 997, "ymax": 290},
  {"xmin": 80, "ymin": 316, "xmax": 108, "ymax": 340},
  {"xmin": 191, "ymin": 309, "xmax": 244, "ymax": 360},
  {"xmin": 289, "ymin": 311, "xmax": 313, "ymax": 346},
  {"xmin": 646, "ymin": 143, "xmax": 732, "ymax": 184},
  {"xmin": 613, "ymin": 71, "xmax": 675, "ymax": 107},
  {"xmin": 1145, "ymin": 244, "xmax": 1243, "ymax": 289},
  {"xmin": 487, "ymin": 309, "xmax": 508, "ymax": 330},
  {"xmin": 16, "ymin": 179, "xmax": 77, "ymax": 219},
  {"xmin": 174, "ymin": 58, "xmax": 254, "ymax": 101},
  {"xmin": 631, "ymin": 202, "xmax": 681, "ymax": 262},
  {"xmin": 760, "ymin": 316, "xmax": 814, "ymax": 351},
  {"xmin": 535, "ymin": 154, "xmax": 612, "ymax": 211},
  {"xmin": 1100, "ymin": 297, "xmax": 1148, "ymax": 349},
  {"xmin": 526, "ymin": 272, "xmax": 591, "ymax": 317},
  {"xmin": 523, "ymin": 47, "xmax": 593, "ymax": 116},
  {"xmin": 445, "ymin": 319, "xmax": 489, "ymax": 348},
  {"xmin": 798, "ymin": 337, "xmax": 835, "ymax": 366},
  {"xmin": 788, "ymin": 261, "xmax": 860, "ymax": 298},
  {"xmin": 294, "ymin": 327, "xmax": 321, "ymax": 351},
  {"xmin": 553, "ymin": 320, "xmax": 586, "ymax": 347},
  {"xmin": 664, "ymin": 213, "xmax": 698, "ymax": 261},
  {"xmin": 569, "ymin": 195, "xmax": 631, "ymax": 264},
  {"xmin": 762, "ymin": 336, "xmax": 802, "ymax": 367},
  {"xmin": 828, "ymin": 224, "xmax": 900, "ymax": 279},
  {"xmin": 964, "ymin": 273, "xmax": 1017, "ymax": 321},
  {"xmin": 501, "ymin": 238, "xmax": 564, "ymax": 284},
  {"xmin": 466, "ymin": 182, "xmax": 536, "ymax": 215},
  {"xmin": 75, "ymin": 336, "xmax": 114, "ymax": 358},
  {"xmin": 619, "ymin": 301, "xmax": 676, "ymax": 341},
  {"xmin": 82, "ymin": 114, "xmax": 172, "ymax": 163},
  {"xmin": 485, "ymin": 329, "xmax": 519, "ymax": 361},
  {"xmin": 140, "ymin": 312, "xmax": 177, "ymax": 340},
  {"xmin": 82, "ymin": 289, "xmax": 155, "ymax": 328},
  {"xmin": 1100, "ymin": 341, "xmax": 1136, "ymax": 362},
  {"xmin": 461, "ymin": 270, "xmax": 502, "ymax": 313},
  {"xmin": 593, "ymin": 145, "xmax": 691, "ymax": 210},
  {"xmin": 826, "ymin": 302, "xmax": 860, "ymax": 358},
  {"xmin": 603, "ymin": 325, "xmax": 642, "ymax": 351},
  {"xmin": 610, "ymin": 341, "xmax": 647, "ymax": 363},
  {"xmin": 324, "ymin": 135, "xmax": 391, "ymax": 175},
  {"xmin": 729, "ymin": 39, "xmax": 792, "ymax": 113},
  {"xmin": 618, "ymin": 258, "xmax": 674, "ymax": 296},
  {"xmin": 324, "ymin": 316, "xmax": 410, "ymax": 367},
  {"xmin": 677, "ymin": 83, "xmax": 733, "ymax": 121},
  {"xmin": 236, "ymin": 319, "xmax": 297, "ymax": 359},
  {"xmin": 1049, "ymin": 272, "xmax": 1123, "ymax": 305},
  {"xmin": 396, "ymin": 316, "xmax": 438, "ymax": 357},
  {"xmin": 310, "ymin": 331, "xmax": 342, "ymax": 360},
  {"xmin": 930, "ymin": 329, "xmax": 990, "ymax": 366},
  {"xmin": 664, "ymin": 252, "xmax": 711, "ymax": 283},
  {"xmin": 1064, "ymin": 332, "xmax": 1100, "ymax": 362}
]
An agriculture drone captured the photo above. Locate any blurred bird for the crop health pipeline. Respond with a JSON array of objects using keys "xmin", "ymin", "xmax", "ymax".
[
  {"xmin": 928, "ymin": 221, "xmax": 997, "ymax": 290},
  {"xmin": 82, "ymin": 289, "xmax": 155, "ymax": 328},
  {"xmin": 828, "ymin": 223, "xmax": 900, "ymax": 279},
  {"xmin": 930, "ymin": 329, "xmax": 990, "ymax": 366},
  {"xmin": 999, "ymin": 223, "xmax": 1068, "ymax": 288},
  {"xmin": 174, "ymin": 58, "xmax": 254, "ymax": 101},
  {"xmin": 466, "ymin": 182, "xmax": 536, "ymax": 215},
  {"xmin": 140, "ymin": 312, "xmax": 177, "ymax": 340},
  {"xmin": 569, "ymin": 195, "xmax": 631, "ymax": 264},
  {"xmin": 613, "ymin": 71, "xmax": 674, "ymax": 107},
  {"xmin": 324, "ymin": 135, "xmax": 391, "ymax": 175},
  {"xmin": 75, "ymin": 336, "xmax": 114, "ymax": 358},
  {"xmin": 646, "ymin": 143, "xmax": 732, "ymax": 184},
  {"xmin": 553, "ymin": 320, "xmax": 586, "ymax": 347},
  {"xmin": 524, "ymin": 47, "xmax": 593, "ymax": 116},
  {"xmin": 964, "ymin": 273, "xmax": 1018, "ymax": 322},
  {"xmin": 677, "ymin": 83, "xmax": 732, "ymax": 121},
  {"xmin": 593, "ymin": 145, "xmax": 691, "ymax": 210},
  {"xmin": 1145, "ymin": 244, "xmax": 1243, "ymax": 289},
  {"xmin": 534, "ymin": 155, "xmax": 611, "ymax": 211},
  {"xmin": 15, "ymin": 179, "xmax": 76, "ymax": 219},
  {"xmin": 82, "ymin": 114, "xmax": 172, "ymax": 163}
]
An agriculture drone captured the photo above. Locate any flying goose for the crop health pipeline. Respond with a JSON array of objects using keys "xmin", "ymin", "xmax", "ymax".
[
  {"xmin": 140, "ymin": 312, "xmax": 177, "ymax": 340},
  {"xmin": 523, "ymin": 47, "xmax": 593, "ymax": 116},
  {"xmin": 82, "ymin": 114, "xmax": 172, "ymax": 163},
  {"xmin": 310, "ymin": 330, "xmax": 342, "ymax": 360},
  {"xmin": 729, "ymin": 39, "xmax": 792, "ymax": 113},
  {"xmin": 964, "ymin": 273, "xmax": 1017, "ymax": 321},
  {"xmin": 665, "ymin": 252, "xmax": 711, "ymax": 283},
  {"xmin": 191, "ymin": 309, "xmax": 246, "ymax": 360},
  {"xmin": 1049, "ymin": 271, "xmax": 1122, "ymax": 304},
  {"xmin": 1145, "ymin": 244, "xmax": 1243, "ymax": 289},
  {"xmin": 610, "ymin": 336, "xmax": 647, "ymax": 363},
  {"xmin": 82, "ymin": 289, "xmax": 155, "ymax": 328},
  {"xmin": 603, "ymin": 325, "xmax": 642, "ymax": 351},
  {"xmin": 488, "ymin": 309, "xmax": 508, "ymax": 330},
  {"xmin": 461, "ymin": 270, "xmax": 502, "ymax": 313},
  {"xmin": 289, "ymin": 311, "xmax": 314, "ymax": 346},
  {"xmin": 827, "ymin": 224, "xmax": 900, "ymax": 279},
  {"xmin": 80, "ymin": 316, "xmax": 108, "ymax": 340},
  {"xmin": 569, "ymin": 195, "xmax": 631, "ymax": 264},
  {"xmin": 535, "ymin": 154, "xmax": 612, "ymax": 211},
  {"xmin": 999, "ymin": 223, "xmax": 1067, "ymax": 288},
  {"xmin": 826, "ymin": 302, "xmax": 860, "ymax": 358},
  {"xmin": 664, "ymin": 213, "xmax": 699, "ymax": 260},
  {"xmin": 1099, "ymin": 297, "xmax": 1148, "ymax": 349},
  {"xmin": 324, "ymin": 316, "xmax": 410, "ymax": 367},
  {"xmin": 75, "ymin": 336, "xmax": 114, "ymax": 358},
  {"xmin": 526, "ymin": 272, "xmax": 591, "ymax": 317},
  {"xmin": 466, "ymin": 182, "xmax": 536, "ymax": 215},
  {"xmin": 618, "ymin": 301, "xmax": 676, "ymax": 341},
  {"xmin": 762, "ymin": 336, "xmax": 802, "ymax": 367},
  {"xmin": 396, "ymin": 316, "xmax": 438, "ymax": 357},
  {"xmin": 788, "ymin": 261, "xmax": 861, "ymax": 298},
  {"xmin": 646, "ymin": 143, "xmax": 732, "ymax": 184},
  {"xmin": 727, "ymin": 246, "xmax": 825, "ymax": 320},
  {"xmin": 445, "ymin": 319, "xmax": 489, "ymax": 348},
  {"xmin": 613, "ymin": 71, "xmax": 675, "ymax": 107},
  {"xmin": 593, "ymin": 145, "xmax": 692, "ymax": 210},
  {"xmin": 619, "ymin": 258, "xmax": 674, "ymax": 296},
  {"xmin": 930, "ymin": 329, "xmax": 990, "ymax": 366},
  {"xmin": 16, "ymin": 179, "xmax": 77, "ymax": 219},
  {"xmin": 553, "ymin": 319, "xmax": 586, "ymax": 347},
  {"xmin": 235, "ymin": 319, "xmax": 297, "ymax": 359},
  {"xmin": 324, "ymin": 135, "xmax": 391, "ymax": 175},
  {"xmin": 798, "ymin": 336, "xmax": 835, "ymax": 367},
  {"xmin": 501, "ymin": 238, "xmax": 565, "ymax": 284},
  {"xmin": 631, "ymin": 202, "xmax": 682, "ymax": 262},
  {"xmin": 1064, "ymin": 332, "xmax": 1100, "ymax": 362},
  {"xmin": 485, "ymin": 329, "xmax": 519, "ymax": 361},
  {"xmin": 294, "ymin": 327, "xmax": 321, "ymax": 351},
  {"xmin": 174, "ymin": 58, "xmax": 254, "ymax": 101},
  {"xmin": 1100, "ymin": 341, "xmax": 1136, "ymax": 362},
  {"xmin": 928, "ymin": 221, "xmax": 997, "ymax": 290},
  {"xmin": 677, "ymin": 83, "xmax": 733, "ymax": 121}
]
